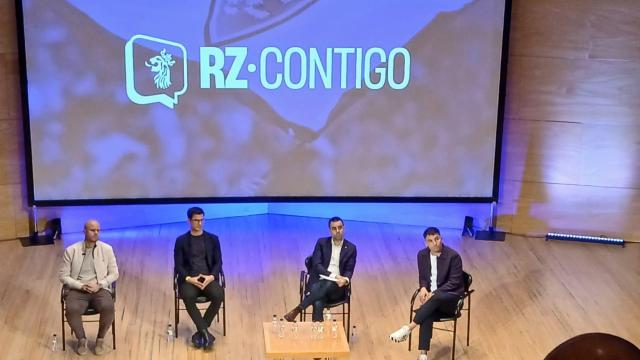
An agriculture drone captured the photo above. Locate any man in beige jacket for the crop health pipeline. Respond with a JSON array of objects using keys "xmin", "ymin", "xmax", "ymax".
[{"xmin": 59, "ymin": 219, "xmax": 119, "ymax": 355}]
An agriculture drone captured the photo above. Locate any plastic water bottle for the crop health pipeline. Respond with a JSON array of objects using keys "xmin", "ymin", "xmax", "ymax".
[
  {"xmin": 50, "ymin": 333, "xmax": 59, "ymax": 352},
  {"xmin": 350, "ymin": 325, "xmax": 357, "ymax": 343},
  {"xmin": 317, "ymin": 321, "xmax": 325, "ymax": 339},
  {"xmin": 166, "ymin": 324, "xmax": 174, "ymax": 342},
  {"xmin": 331, "ymin": 319, "xmax": 338, "ymax": 339},
  {"xmin": 272, "ymin": 314, "xmax": 278, "ymax": 333},
  {"xmin": 323, "ymin": 309, "xmax": 332, "ymax": 322},
  {"xmin": 278, "ymin": 318, "xmax": 285, "ymax": 338},
  {"xmin": 291, "ymin": 321, "xmax": 299, "ymax": 339}
]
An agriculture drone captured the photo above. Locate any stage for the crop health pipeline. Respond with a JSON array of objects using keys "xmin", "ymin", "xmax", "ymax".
[{"xmin": 0, "ymin": 214, "xmax": 638, "ymax": 359}]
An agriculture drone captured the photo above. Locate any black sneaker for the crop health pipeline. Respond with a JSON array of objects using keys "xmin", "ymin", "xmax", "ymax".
[
  {"xmin": 191, "ymin": 331, "xmax": 204, "ymax": 348},
  {"xmin": 201, "ymin": 329, "xmax": 215, "ymax": 350}
]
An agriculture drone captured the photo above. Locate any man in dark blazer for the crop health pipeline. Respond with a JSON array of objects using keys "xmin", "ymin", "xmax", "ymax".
[
  {"xmin": 284, "ymin": 216, "xmax": 357, "ymax": 322},
  {"xmin": 174, "ymin": 207, "xmax": 224, "ymax": 349},
  {"xmin": 389, "ymin": 227, "xmax": 464, "ymax": 360}
]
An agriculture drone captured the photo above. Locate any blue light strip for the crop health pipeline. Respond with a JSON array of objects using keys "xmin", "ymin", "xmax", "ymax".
[{"xmin": 545, "ymin": 232, "xmax": 625, "ymax": 246}]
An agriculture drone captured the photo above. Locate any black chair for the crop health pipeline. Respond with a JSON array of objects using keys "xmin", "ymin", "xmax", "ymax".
[
  {"xmin": 174, "ymin": 269, "xmax": 226, "ymax": 337},
  {"xmin": 299, "ymin": 256, "xmax": 352, "ymax": 341},
  {"xmin": 408, "ymin": 271, "xmax": 474, "ymax": 360},
  {"xmin": 60, "ymin": 283, "xmax": 117, "ymax": 351}
]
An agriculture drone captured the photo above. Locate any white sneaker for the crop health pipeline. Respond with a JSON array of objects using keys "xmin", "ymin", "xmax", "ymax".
[
  {"xmin": 389, "ymin": 325, "xmax": 411, "ymax": 342},
  {"xmin": 418, "ymin": 354, "xmax": 428, "ymax": 360}
]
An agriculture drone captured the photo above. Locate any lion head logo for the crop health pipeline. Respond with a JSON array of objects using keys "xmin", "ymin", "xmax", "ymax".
[{"xmin": 145, "ymin": 49, "xmax": 176, "ymax": 89}]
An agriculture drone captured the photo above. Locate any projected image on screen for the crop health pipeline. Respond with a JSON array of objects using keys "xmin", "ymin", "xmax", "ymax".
[{"xmin": 19, "ymin": 0, "xmax": 507, "ymax": 201}]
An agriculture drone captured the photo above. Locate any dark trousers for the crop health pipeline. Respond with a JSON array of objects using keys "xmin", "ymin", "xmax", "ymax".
[
  {"xmin": 300, "ymin": 280, "xmax": 346, "ymax": 322},
  {"xmin": 413, "ymin": 292, "xmax": 460, "ymax": 351},
  {"xmin": 64, "ymin": 288, "xmax": 115, "ymax": 340},
  {"xmin": 179, "ymin": 281, "xmax": 224, "ymax": 332}
]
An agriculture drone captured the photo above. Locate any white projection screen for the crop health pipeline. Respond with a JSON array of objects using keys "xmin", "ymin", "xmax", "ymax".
[{"xmin": 16, "ymin": 0, "xmax": 510, "ymax": 204}]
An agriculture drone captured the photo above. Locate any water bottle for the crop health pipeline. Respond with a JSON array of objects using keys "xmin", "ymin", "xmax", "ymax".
[
  {"xmin": 331, "ymin": 319, "xmax": 338, "ymax": 339},
  {"xmin": 166, "ymin": 324, "xmax": 174, "ymax": 342},
  {"xmin": 291, "ymin": 321, "xmax": 299, "ymax": 339},
  {"xmin": 278, "ymin": 318, "xmax": 285, "ymax": 338},
  {"xmin": 323, "ymin": 309, "xmax": 332, "ymax": 322},
  {"xmin": 317, "ymin": 321, "xmax": 324, "ymax": 339},
  {"xmin": 350, "ymin": 325, "xmax": 357, "ymax": 343},
  {"xmin": 50, "ymin": 333, "xmax": 59, "ymax": 352},
  {"xmin": 272, "ymin": 314, "xmax": 278, "ymax": 333}
]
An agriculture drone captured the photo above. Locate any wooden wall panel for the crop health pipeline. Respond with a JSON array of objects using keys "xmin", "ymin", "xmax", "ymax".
[
  {"xmin": 11, "ymin": 182, "xmax": 29, "ymax": 237},
  {"xmin": 0, "ymin": 118, "xmax": 23, "ymax": 185},
  {"xmin": 5, "ymin": 53, "xmax": 20, "ymax": 120},
  {"xmin": 502, "ymin": 119, "xmax": 582, "ymax": 184},
  {"xmin": 0, "ymin": 184, "xmax": 17, "ymax": 239},
  {"xmin": 506, "ymin": 56, "xmax": 640, "ymax": 124},
  {"xmin": 500, "ymin": 0, "xmax": 640, "ymax": 240},
  {"xmin": 580, "ymin": 123, "xmax": 640, "ymax": 188},
  {"xmin": 510, "ymin": 0, "xmax": 640, "ymax": 61},
  {"xmin": 0, "ymin": 0, "xmax": 26, "ymax": 241},
  {"xmin": 498, "ymin": 180, "xmax": 640, "ymax": 240},
  {"xmin": 502, "ymin": 119, "xmax": 640, "ymax": 189},
  {"xmin": 0, "ymin": 55, "xmax": 10, "ymax": 120},
  {"xmin": 0, "ymin": 0, "xmax": 16, "ymax": 54}
]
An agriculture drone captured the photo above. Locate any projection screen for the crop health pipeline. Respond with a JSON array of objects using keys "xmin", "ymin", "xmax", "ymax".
[{"xmin": 16, "ymin": 0, "xmax": 510, "ymax": 203}]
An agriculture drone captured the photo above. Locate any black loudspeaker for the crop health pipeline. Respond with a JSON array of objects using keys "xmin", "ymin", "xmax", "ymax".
[
  {"xmin": 45, "ymin": 218, "xmax": 62, "ymax": 240},
  {"xmin": 461, "ymin": 216, "xmax": 475, "ymax": 237}
]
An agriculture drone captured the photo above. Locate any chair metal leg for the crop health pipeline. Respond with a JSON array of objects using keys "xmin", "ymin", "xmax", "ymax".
[
  {"xmin": 346, "ymin": 302, "xmax": 351, "ymax": 343},
  {"xmin": 451, "ymin": 319, "xmax": 457, "ymax": 360},
  {"xmin": 174, "ymin": 296, "xmax": 180, "ymax": 337},
  {"xmin": 112, "ymin": 318, "xmax": 117, "ymax": 350},
  {"xmin": 408, "ymin": 307, "xmax": 413, "ymax": 351},
  {"xmin": 222, "ymin": 299, "xmax": 227, "ymax": 336},
  {"xmin": 341, "ymin": 303, "xmax": 346, "ymax": 338},
  {"xmin": 61, "ymin": 303, "xmax": 66, "ymax": 351},
  {"xmin": 466, "ymin": 295, "xmax": 471, "ymax": 346}
]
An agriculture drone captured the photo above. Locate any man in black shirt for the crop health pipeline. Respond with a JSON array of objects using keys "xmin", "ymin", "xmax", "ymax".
[{"xmin": 174, "ymin": 207, "xmax": 224, "ymax": 349}]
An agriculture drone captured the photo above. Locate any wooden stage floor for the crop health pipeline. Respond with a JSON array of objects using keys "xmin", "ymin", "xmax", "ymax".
[{"xmin": 0, "ymin": 214, "xmax": 638, "ymax": 359}]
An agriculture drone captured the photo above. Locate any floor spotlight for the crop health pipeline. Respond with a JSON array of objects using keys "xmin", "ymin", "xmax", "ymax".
[{"xmin": 545, "ymin": 232, "xmax": 625, "ymax": 247}]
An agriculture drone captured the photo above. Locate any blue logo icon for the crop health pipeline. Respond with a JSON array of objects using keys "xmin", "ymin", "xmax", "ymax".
[{"xmin": 125, "ymin": 35, "xmax": 188, "ymax": 108}]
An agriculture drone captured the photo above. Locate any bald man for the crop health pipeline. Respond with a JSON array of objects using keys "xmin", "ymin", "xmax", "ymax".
[{"xmin": 59, "ymin": 220, "xmax": 119, "ymax": 355}]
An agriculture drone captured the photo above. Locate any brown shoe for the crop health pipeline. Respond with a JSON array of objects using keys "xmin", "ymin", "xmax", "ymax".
[{"xmin": 283, "ymin": 306, "xmax": 302, "ymax": 322}]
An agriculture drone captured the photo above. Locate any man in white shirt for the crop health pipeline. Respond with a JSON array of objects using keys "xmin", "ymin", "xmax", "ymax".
[
  {"xmin": 389, "ymin": 227, "xmax": 464, "ymax": 360},
  {"xmin": 284, "ymin": 216, "xmax": 357, "ymax": 322},
  {"xmin": 59, "ymin": 219, "xmax": 119, "ymax": 356}
]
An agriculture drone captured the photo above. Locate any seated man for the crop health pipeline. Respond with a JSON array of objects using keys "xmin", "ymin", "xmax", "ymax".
[
  {"xmin": 59, "ymin": 219, "xmax": 119, "ymax": 356},
  {"xmin": 284, "ymin": 216, "xmax": 357, "ymax": 322},
  {"xmin": 174, "ymin": 207, "xmax": 224, "ymax": 349},
  {"xmin": 389, "ymin": 227, "xmax": 464, "ymax": 360}
]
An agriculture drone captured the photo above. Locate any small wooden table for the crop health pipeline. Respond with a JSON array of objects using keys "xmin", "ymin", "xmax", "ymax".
[{"xmin": 263, "ymin": 321, "xmax": 351, "ymax": 359}]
